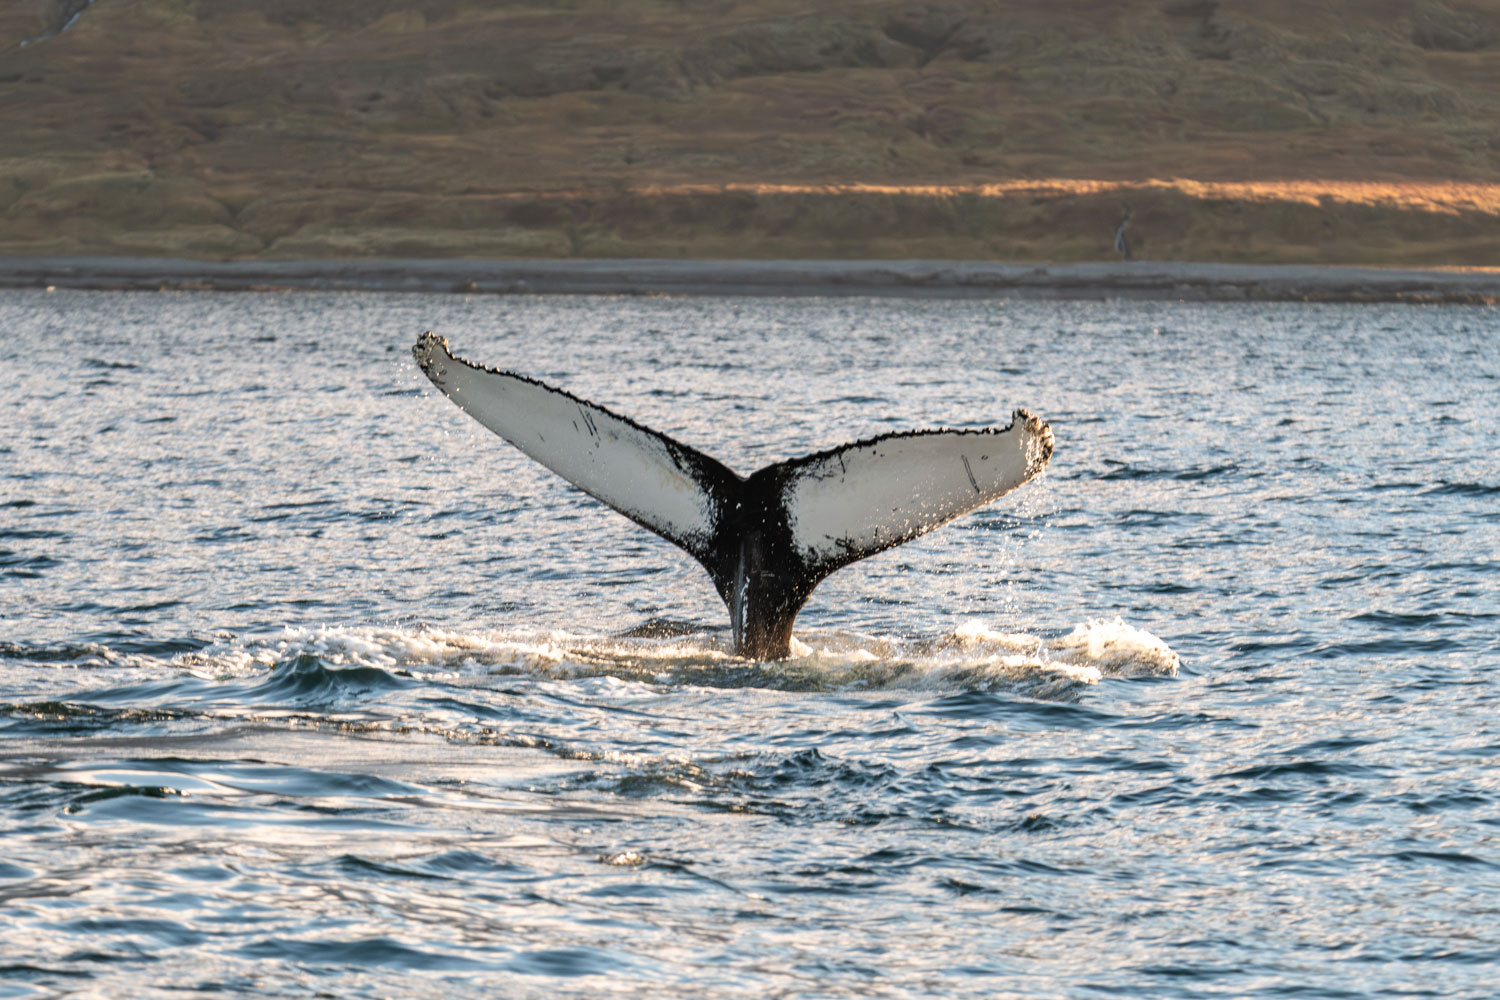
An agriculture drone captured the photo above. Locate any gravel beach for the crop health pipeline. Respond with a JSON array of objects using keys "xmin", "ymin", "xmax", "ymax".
[{"xmin": 2, "ymin": 256, "xmax": 1497, "ymax": 304}]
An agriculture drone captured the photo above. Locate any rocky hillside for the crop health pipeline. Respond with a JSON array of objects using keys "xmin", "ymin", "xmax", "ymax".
[{"xmin": 2, "ymin": 0, "xmax": 1498, "ymax": 262}]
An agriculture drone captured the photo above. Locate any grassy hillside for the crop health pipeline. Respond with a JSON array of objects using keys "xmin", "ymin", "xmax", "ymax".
[{"xmin": 2, "ymin": 0, "xmax": 1498, "ymax": 263}]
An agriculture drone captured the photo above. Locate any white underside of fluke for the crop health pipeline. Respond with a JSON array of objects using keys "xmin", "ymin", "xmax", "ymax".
[
  {"xmin": 412, "ymin": 333, "xmax": 717, "ymax": 552},
  {"xmin": 781, "ymin": 415, "xmax": 1052, "ymax": 566}
]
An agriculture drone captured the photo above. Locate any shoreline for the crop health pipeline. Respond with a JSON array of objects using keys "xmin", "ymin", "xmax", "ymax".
[{"xmin": 1, "ymin": 255, "xmax": 1497, "ymax": 304}]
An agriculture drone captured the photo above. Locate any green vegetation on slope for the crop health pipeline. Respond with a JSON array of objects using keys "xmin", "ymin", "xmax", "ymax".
[{"xmin": 2, "ymin": 0, "xmax": 1498, "ymax": 262}]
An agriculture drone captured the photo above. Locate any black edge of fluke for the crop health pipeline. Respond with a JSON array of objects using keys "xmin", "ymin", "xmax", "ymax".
[{"xmin": 409, "ymin": 331, "xmax": 1053, "ymax": 660}]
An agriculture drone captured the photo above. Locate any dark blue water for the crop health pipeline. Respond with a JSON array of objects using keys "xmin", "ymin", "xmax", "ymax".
[{"xmin": 1, "ymin": 290, "xmax": 1497, "ymax": 997}]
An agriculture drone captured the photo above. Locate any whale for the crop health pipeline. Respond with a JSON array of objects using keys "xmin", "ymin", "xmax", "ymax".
[{"xmin": 412, "ymin": 332, "xmax": 1054, "ymax": 659}]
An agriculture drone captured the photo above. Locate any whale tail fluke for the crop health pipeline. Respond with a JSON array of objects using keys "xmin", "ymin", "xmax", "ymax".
[{"xmin": 413, "ymin": 333, "xmax": 1052, "ymax": 660}]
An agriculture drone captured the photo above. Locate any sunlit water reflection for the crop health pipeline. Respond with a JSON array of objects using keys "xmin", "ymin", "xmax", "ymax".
[{"xmin": 1, "ymin": 290, "xmax": 1496, "ymax": 997}]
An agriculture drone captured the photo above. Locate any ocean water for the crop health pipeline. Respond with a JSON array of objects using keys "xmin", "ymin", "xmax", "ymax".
[{"xmin": 1, "ymin": 289, "xmax": 1497, "ymax": 998}]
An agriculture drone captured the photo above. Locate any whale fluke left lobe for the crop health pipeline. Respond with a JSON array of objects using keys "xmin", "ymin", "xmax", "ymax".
[{"xmin": 412, "ymin": 332, "xmax": 739, "ymax": 565}]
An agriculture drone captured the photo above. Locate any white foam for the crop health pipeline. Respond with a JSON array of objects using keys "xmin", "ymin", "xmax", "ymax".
[
  {"xmin": 777, "ymin": 617, "xmax": 1179, "ymax": 697},
  {"xmin": 1048, "ymin": 618, "xmax": 1182, "ymax": 677},
  {"xmin": 164, "ymin": 617, "xmax": 1177, "ymax": 698}
]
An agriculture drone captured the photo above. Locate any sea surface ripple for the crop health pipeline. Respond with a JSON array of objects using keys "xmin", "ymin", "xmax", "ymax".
[{"xmin": 1, "ymin": 290, "xmax": 1497, "ymax": 998}]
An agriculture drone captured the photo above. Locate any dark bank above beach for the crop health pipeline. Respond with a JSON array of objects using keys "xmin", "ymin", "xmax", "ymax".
[{"xmin": 1, "ymin": 257, "xmax": 1497, "ymax": 304}]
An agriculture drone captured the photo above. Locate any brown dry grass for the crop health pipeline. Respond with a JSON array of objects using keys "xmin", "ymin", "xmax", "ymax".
[{"xmin": 1, "ymin": 0, "xmax": 1498, "ymax": 262}]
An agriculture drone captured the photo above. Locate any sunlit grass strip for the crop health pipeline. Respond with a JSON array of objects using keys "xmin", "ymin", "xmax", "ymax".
[{"xmin": 554, "ymin": 179, "xmax": 1500, "ymax": 217}]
